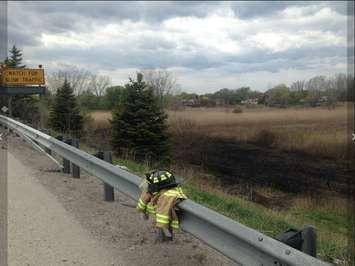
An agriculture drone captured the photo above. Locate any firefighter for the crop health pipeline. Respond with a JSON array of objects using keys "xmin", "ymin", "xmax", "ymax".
[{"xmin": 136, "ymin": 169, "xmax": 187, "ymax": 241}]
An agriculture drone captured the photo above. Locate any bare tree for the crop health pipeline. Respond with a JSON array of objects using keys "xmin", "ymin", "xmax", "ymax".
[
  {"xmin": 305, "ymin": 75, "xmax": 328, "ymax": 92},
  {"xmin": 334, "ymin": 73, "xmax": 347, "ymax": 99},
  {"xmin": 290, "ymin": 80, "xmax": 305, "ymax": 91},
  {"xmin": 46, "ymin": 64, "xmax": 92, "ymax": 95},
  {"xmin": 141, "ymin": 69, "xmax": 177, "ymax": 107},
  {"xmin": 89, "ymin": 74, "xmax": 112, "ymax": 97}
]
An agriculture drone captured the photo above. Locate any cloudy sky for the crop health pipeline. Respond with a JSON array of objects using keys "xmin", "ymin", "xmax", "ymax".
[{"xmin": 6, "ymin": 1, "xmax": 353, "ymax": 93}]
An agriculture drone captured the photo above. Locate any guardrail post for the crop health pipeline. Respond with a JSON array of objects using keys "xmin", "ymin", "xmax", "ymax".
[
  {"xmin": 62, "ymin": 138, "xmax": 71, "ymax": 174},
  {"xmin": 40, "ymin": 129, "xmax": 52, "ymax": 155},
  {"xmin": 94, "ymin": 151, "xmax": 115, "ymax": 201},
  {"xmin": 56, "ymin": 135, "xmax": 70, "ymax": 173},
  {"xmin": 301, "ymin": 226, "xmax": 317, "ymax": 257},
  {"xmin": 45, "ymin": 146, "xmax": 52, "ymax": 155},
  {"xmin": 103, "ymin": 151, "xmax": 114, "ymax": 201},
  {"xmin": 71, "ymin": 138, "xmax": 80, "ymax": 178}
]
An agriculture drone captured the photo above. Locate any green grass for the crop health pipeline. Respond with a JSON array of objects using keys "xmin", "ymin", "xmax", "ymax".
[
  {"xmin": 183, "ymin": 183, "xmax": 291, "ymax": 237},
  {"xmin": 113, "ymin": 158, "xmax": 150, "ymax": 175},
  {"xmin": 296, "ymin": 208, "xmax": 349, "ymax": 234}
]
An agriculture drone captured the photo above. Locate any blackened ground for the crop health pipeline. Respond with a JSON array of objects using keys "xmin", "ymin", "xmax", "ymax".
[{"xmin": 172, "ymin": 133, "xmax": 354, "ymax": 195}]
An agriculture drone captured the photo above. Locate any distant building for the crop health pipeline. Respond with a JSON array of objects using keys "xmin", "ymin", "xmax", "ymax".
[
  {"xmin": 182, "ymin": 99, "xmax": 199, "ymax": 107},
  {"xmin": 319, "ymin": 96, "xmax": 328, "ymax": 103},
  {"xmin": 241, "ymin": 98, "xmax": 258, "ymax": 105}
]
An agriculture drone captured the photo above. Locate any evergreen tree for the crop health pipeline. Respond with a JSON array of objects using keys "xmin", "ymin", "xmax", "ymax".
[
  {"xmin": 6, "ymin": 45, "xmax": 26, "ymax": 68},
  {"xmin": 49, "ymin": 79, "xmax": 83, "ymax": 137},
  {"xmin": 111, "ymin": 73, "xmax": 170, "ymax": 164}
]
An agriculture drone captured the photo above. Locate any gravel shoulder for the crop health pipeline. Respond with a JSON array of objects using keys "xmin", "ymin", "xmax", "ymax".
[
  {"xmin": 7, "ymin": 134, "xmax": 237, "ymax": 266},
  {"xmin": 8, "ymin": 147, "xmax": 126, "ymax": 266}
]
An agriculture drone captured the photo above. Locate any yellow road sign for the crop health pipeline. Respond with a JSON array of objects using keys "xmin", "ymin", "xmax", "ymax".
[{"xmin": 1, "ymin": 68, "xmax": 45, "ymax": 86}]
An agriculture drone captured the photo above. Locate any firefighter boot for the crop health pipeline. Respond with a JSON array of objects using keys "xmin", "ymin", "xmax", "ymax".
[
  {"xmin": 141, "ymin": 212, "xmax": 149, "ymax": 220},
  {"xmin": 157, "ymin": 228, "xmax": 173, "ymax": 242}
]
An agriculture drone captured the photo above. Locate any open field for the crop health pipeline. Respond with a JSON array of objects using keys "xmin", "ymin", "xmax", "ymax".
[
  {"xmin": 168, "ymin": 105, "xmax": 349, "ymax": 159},
  {"xmin": 89, "ymin": 110, "xmax": 112, "ymax": 128},
  {"xmin": 90, "ymin": 104, "xmax": 349, "ymax": 158}
]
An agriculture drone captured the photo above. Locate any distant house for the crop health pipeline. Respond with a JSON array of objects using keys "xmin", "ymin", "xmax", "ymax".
[
  {"xmin": 241, "ymin": 98, "xmax": 258, "ymax": 105},
  {"xmin": 313, "ymin": 96, "xmax": 329, "ymax": 106},
  {"xmin": 319, "ymin": 96, "xmax": 329, "ymax": 103},
  {"xmin": 308, "ymin": 96, "xmax": 331, "ymax": 107},
  {"xmin": 182, "ymin": 99, "xmax": 199, "ymax": 107}
]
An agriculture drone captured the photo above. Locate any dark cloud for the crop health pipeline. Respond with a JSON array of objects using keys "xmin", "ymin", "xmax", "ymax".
[
  {"xmin": 11, "ymin": 1, "xmax": 349, "ymax": 23},
  {"xmin": 227, "ymin": 45, "xmax": 347, "ymax": 65},
  {"xmin": 229, "ymin": 1, "xmax": 299, "ymax": 19},
  {"xmin": 8, "ymin": 25, "xmax": 41, "ymax": 47},
  {"xmin": 9, "ymin": 1, "xmax": 218, "ymax": 25},
  {"xmin": 229, "ymin": 1, "xmax": 349, "ymax": 18},
  {"xmin": 137, "ymin": 37, "xmax": 177, "ymax": 50}
]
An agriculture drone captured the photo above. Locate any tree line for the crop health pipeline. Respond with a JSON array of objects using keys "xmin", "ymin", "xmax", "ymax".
[
  {"xmin": 62, "ymin": 72, "xmax": 354, "ymax": 111},
  {"xmin": 168, "ymin": 74, "xmax": 353, "ymax": 109}
]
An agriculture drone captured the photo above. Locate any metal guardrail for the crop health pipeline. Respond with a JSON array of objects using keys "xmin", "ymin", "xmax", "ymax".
[{"xmin": 0, "ymin": 115, "xmax": 331, "ymax": 266}]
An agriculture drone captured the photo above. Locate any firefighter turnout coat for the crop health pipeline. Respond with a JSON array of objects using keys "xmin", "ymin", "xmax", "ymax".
[{"xmin": 137, "ymin": 186, "xmax": 187, "ymax": 229}]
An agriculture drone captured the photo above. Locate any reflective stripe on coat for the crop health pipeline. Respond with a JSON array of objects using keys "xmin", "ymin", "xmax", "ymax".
[{"xmin": 136, "ymin": 186, "xmax": 187, "ymax": 229}]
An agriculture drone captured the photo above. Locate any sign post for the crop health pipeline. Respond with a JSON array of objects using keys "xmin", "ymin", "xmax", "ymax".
[{"xmin": 0, "ymin": 65, "xmax": 47, "ymax": 118}]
